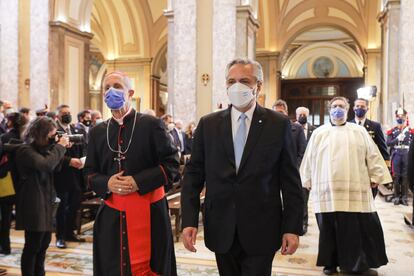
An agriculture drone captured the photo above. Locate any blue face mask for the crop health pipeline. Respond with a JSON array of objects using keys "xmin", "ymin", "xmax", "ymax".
[
  {"xmin": 330, "ymin": 107, "xmax": 346, "ymax": 122},
  {"xmin": 396, "ymin": 118, "xmax": 405, "ymax": 125},
  {"xmin": 354, "ymin": 107, "xmax": 367, "ymax": 118},
  {"xmin": 104, "ymin": 87, "xmax": 126, "ymax": 110}
]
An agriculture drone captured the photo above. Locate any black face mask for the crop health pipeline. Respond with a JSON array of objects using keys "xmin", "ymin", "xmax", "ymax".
[
  {"xmin": 61, "ymin": 114, "xmax": 72, "ymax": 124},
  {"xmin": 298, "ymin": 116, "xmax": 307, "ymax": 125},
  {"xmin": 83, "ymin": 120, "xmax": 92, "ymax": 127}
]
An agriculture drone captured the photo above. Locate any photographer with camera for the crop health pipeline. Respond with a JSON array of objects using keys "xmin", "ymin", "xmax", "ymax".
[
  {"xmin": 54, "ymin": 105, "xmax": 86, "ymax": 249},
  {"xmin": 14, "ymin": 117, "xmax": 69, "ymax": 276}
]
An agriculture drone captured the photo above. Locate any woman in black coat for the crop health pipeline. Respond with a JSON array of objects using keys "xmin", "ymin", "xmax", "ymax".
[
  {"xmin": 0, "ymin": 112, "xmax": 25, "ymax": 255},
  {"xmin": 14, "ymin": 117, "xmax": 69, "ymax": 276}
]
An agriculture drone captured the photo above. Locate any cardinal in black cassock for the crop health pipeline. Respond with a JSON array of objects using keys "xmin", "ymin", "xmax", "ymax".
[{"xmin": 84, "ymin": 71, "xmax": 180, "ymax": 276}]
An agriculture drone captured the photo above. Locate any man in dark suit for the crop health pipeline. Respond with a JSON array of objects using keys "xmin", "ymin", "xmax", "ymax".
[
  {"xmin": 295, "ymin": 106, "xmax": 317, "ymax": 234},
  {"xmin": 181, "ymin": 58, "xmax": 304, "ymax": 276},
  {"xmin": 350, "ymin": 98, "xmax": 390, "ymax": 198},
  {"xmin": 54, "ymin": 105, "xmax": 85, "ymax": 249},
  {"xmin": 272, "ymin": 100, "xmax": 306, "ymax": 167}
]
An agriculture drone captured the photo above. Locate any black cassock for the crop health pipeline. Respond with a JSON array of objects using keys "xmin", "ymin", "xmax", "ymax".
[{"xmin": 84, "ymin": 109, "xmax": 179, "ymax": 276}]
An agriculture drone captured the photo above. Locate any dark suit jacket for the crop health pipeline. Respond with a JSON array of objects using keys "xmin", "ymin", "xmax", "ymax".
[
  {"xmin": 304, "ymin": 123, "xmax": 317, "ymax": 142},
  {"xmin": 54, "ymin": 123, "xmax": 85, "ymax": 192},
  {"xmin": 408, "ymin": 139, "xmax": 414, "ymax": 192},
  {"xmin": 181, "ymin": 105, "xmax": 304, "ymax": 255},
  {"xmin": 291, "ymin": 122, "xmax": 307, "ymax": 167},
  {"xmin": 350, "ymin": 118, "xmax": 390, "ymax": 160}
]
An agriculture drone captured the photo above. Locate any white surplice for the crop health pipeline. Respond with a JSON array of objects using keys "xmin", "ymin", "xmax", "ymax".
[{"xmin": 300, "ymin": 123, "xmax": 392, "ymax": 213}]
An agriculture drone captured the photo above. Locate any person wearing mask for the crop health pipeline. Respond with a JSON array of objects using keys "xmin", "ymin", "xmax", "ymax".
[
  {"xmin": 172, "ymin": 119, "xmax": 185, "ymax": 155},
  {"xmin": 0, "ymin": 112, "xmax": 26, "ymax": 255},
  {"xmin": 54, "ymin": 105, "xmax": 85, "ymax": 248},
  {"xmin": 14, "ymin": 117, "xmax": 69, "ymax": 276},
  {"xmin": 408, "ymin": 138, "xmax": 414, "ymax": 224},
  {"xmin": 272, "ymin": 100, "xmax": 307, "ymax": 168},
  {"xmin": 300, "ymin": 96, "xmax": 391, "ymax": 275},
  {"xmin": 350, "ymin": 98, "xmax": 390, "ymax": 198},
  {"xmin": 184, "ymin": 122, "xmax": 196, "ymax": 155},
  {"xmin": 0, "ymin": 101, "xmax": 13, "ymax": 135},
  {"xmin": 75, "ymin": 109, "xmax": 92, "ymax": 145},
  {"xmin": 386, "ymin": 108, "xmax": 414, "ymax": 205},
  {"xmin": 295, "ymin": 106, "xmax": 316, "ymax": 235},
  {"xmin": 90, "ymin": 110, "xmax": 103, "ymax": 127},
  {"xmin": 84, "ymin": 71, "xmax": 179, "ymax": 275},
  {"xmin": 181, "ymin": 58, "xmax": 303, "ymax": 276}
]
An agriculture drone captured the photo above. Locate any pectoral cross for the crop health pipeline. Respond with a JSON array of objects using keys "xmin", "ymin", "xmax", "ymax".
[{"xmin": 114, "ymin": 152, "xmax": 126, "ymax": 172}]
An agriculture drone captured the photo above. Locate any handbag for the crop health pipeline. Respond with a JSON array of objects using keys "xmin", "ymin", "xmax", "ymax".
[{"xmin": 0, "ymin": 172, "xmax": 15, "ymax": 198}]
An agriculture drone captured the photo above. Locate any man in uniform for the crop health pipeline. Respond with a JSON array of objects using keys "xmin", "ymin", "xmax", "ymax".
[
  {"xmin": 386, "ymin": 108, "xmax": 414, "ymax": 205},
  {"xmin": 84, "ymin": 71, "xmax": 179, "ymax": 275},
  {"xmin": 350, "ymin": 98, "xmax": 390, "ymax": 197}
]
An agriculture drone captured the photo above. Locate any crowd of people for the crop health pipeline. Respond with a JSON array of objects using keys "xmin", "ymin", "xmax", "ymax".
[{"xmin": 0, "ymin": 58, "xmax": 413, "ymax": 276}]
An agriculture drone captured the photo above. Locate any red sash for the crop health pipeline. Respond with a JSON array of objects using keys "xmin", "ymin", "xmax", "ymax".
[{"xmin": 105, "ymin": 186, "xmax": 165, "ymax": 275}]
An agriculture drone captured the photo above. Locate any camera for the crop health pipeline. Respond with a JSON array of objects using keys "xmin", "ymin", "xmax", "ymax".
[{"xmin": 56, "ymin": 131, "xmax": 84, "ymax": 144}]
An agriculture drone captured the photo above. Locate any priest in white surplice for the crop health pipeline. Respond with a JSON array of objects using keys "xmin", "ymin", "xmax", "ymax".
[{"xmin": 300, "ymin": 96, "xmax": 392, "ymax": 275}]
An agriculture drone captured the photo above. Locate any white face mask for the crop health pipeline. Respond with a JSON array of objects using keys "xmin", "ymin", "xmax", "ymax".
[
  {"xmin": 95, "ymin": 119, "xmax": 104, "ymax": 125},
  {"xmin": 227, "ymin": 82, "xmax": 256, "ymax": 109},
  {"xmin": 167, "ymin": 123, "xmax": 175, "ymax": 131}
]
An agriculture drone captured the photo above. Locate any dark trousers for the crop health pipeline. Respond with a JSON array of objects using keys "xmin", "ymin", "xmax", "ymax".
[
  {"xmin": 0, "ymin": 202, "xmax": 13, "ymax": 252},
  {"xmin": 55, "ymin": 188, "xmax": 81, "ymax": 239},
  {"xmin": 215, "ymin": 233, "xmax": 275, "ymax": 276},
  {"xmin": 21, "ymin": 231, "xmax": 51, "ymax": 276},
  {"xmin": 392, "ymin": 151, "xmax": 409, "ymax": 199},
  {"xmin": 302, "ymin": 188, "xmax": 310, "ymax": 229}
]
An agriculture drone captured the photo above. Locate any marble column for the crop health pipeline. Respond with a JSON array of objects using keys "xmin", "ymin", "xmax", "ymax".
[
  {"xmin": 165, "ymin": 0, "xmax": 197, "ymax": 124},
  {"xmin": 0, "ymin": 0, "xmax": 19, "ymax": 106},
  {"xmin": 212, "ymin": 1, "xmax": 259, "ymax": 110},
  {"xmin": 30, "ymin": 0, "xmax": 49, "ymax": 110},
  {"xmin": 399, "ymin": 0, "xmax": 414, "ymax": 117},
  {"xmin": 379, "ymin": 0, "xmax": 400, "ymax": 127}
]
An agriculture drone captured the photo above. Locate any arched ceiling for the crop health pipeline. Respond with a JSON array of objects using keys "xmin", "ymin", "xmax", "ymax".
[
  {"xmin": 257, "ymin": 0, "xmax": 381, "ymax": 53},
  {"xmin": 52, "ymin": 0, "xmax": 168, "ymax": 60}
]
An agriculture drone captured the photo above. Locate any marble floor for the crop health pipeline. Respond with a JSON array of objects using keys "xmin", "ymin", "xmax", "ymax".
[{"xmin": 0, "ymin": 196, "xmax": 413, "ymax": 275}]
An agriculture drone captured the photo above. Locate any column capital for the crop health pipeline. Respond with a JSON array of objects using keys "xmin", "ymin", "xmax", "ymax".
[
  {"xmin": 49, "ymin": 21, "xmax": 94, "ymax": 40},
  {"xmin": 164, "ymin": 10, "xmax": 174, "ymax": 22},
  {"xmin": 236, "ymin": 5, "xmax": 260, "ymax": 29},
  {"xmin": 256, "ymin": 51, "xmax": 280, "ymax": 59}
]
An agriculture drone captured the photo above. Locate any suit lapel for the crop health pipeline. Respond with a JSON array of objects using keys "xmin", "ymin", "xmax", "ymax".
[
  {"xmin": 219, "ymin": 108, "xmax": 236, "ymax": 168},
  {"xmin": 238, "ymin": 105, "xmax": 265, "ymax": 172}
]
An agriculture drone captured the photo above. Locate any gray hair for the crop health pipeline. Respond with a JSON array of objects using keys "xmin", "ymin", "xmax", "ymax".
[
  {"xmin": 296, "ymin": 107, "xmax": 309, "ymax": 116},
  {"xmin": 329, "ymin": 96, "xmax": 350, "ymax": 110},
  {"xmin": 225, "ymin": 58, "xmax": 264, "ymax": 82},
  {"xmin": 103, "ymin": 71, "xmax": 132, "ymax": 91},
  {"xmin": 272, "ymin": 99, "xmax": 288, "ymax": 112}
]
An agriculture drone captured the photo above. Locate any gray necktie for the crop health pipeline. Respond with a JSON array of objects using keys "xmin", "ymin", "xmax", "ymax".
[{"xmin": 234, "ymin": 113, "xmax": 247, "ymax": 172}]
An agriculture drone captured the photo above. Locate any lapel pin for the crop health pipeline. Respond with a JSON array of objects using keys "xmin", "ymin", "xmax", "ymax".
[{"xmin": 259, "ymin": 120, "xmax": 262, "ymax": 124}]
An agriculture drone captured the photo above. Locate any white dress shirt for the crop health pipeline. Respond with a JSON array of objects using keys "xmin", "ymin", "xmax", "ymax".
[
  {"xmin": 355, "ymin": 117, "xmax": 366, "ymax": 126},
  {"xmin": 231, "ymin": 101, "xmax": 256, "ymax": 143}
]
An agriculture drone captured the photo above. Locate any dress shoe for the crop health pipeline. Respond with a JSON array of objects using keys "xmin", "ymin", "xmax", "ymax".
[
  {"xmin": 400, "ymin": 198, "xmax": 409, "ymax": 206},
  {"xmin": 65, "ymin": 235, "xmax": 85, "ymax": 242},
  {"xmin": 323, "ymin": 266, "xmax": 337, "ymax": 275},
  {"xmin": 56, "ymin": 239, "xmax": 67, "ymax": 249}
]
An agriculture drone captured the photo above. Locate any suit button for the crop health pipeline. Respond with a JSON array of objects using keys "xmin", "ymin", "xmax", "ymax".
[
  {"xmin": 123, "ymin": 231, "xmax": 126, "ymax": 235},
  {"xmin": 232, "ymin": 203, "xmax": 236, "ymax": 209},
  {"xmin": 123, "ymin": 246, "xmax": 126, "ymax": 250},
  {"xmin": 123, "ymin": 263, "xmax": 126, "ymax": 266}
]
